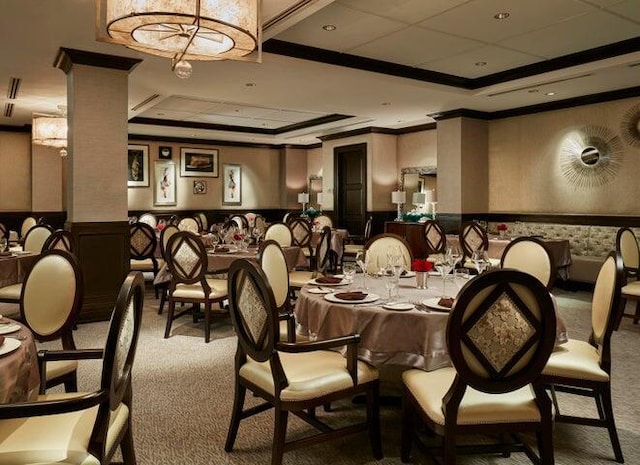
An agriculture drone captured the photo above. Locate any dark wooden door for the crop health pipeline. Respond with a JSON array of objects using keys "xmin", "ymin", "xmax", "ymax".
[{"xmin": 335, "ymin": 143, "xmax": 367, "ymax": 236}]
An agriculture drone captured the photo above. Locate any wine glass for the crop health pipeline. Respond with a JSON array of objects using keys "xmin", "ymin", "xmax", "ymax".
[
  {"xmin": 343, "ymin": 262, "xmax": 356, "ymax": 288},
  {"xmin": 355, "ymin": 251, "xmax": 369, "ymax": 290},
  {"xmin": 383, "ymin": 266, "xmax": 396, "ymax": 304},
  {"xmin": 436, "ymin": 256, "xmax": 453, "ymax": 298},
  {"xmin": 449, "ymin": 245, "xmax": 462, "ymax": 269},
  {"xmin": 471, "ymin": 249, "xmax": 489, "ymax": 275}
]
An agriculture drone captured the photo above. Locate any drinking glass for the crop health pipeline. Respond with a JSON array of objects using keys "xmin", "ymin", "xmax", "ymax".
[
  {"xmin": 343, "ymin": 262, "xmax": 356, "ymax": 289},
  {"xmin": 383, "ymin": 266, "xmax": 396, "ymax": 303},
  {"xmin": 436, "ymin": 261, "xmax": 453, "ymax": 298},
  {"xmin": 355, "ymin": 251, "xmax": 369, "ymax": 290},
  {"xmin": 449, "ymin": 245, "xmax": 462, "ymax": 268},
  {"xmin": 453, "ymin": 269, "xmax": 470, "ymax": 290},
  {"xmin": 472, "ymin": 249, "xmax": 489, "ymax": 274}
]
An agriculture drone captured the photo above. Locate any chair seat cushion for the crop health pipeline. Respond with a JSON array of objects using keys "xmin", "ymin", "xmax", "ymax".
[
  {"xmin": 0, "ymin": 392, "xmax": 129, "ymax": 465},
  {"xmin": 621, "ymin": 280, "xmax": 640, "ymax": 297},
  {"xmin": 0, "ymin": 284, "xmax": 21, "ymax": 301},
  {"xmin": 171, "ymin": 279, "xmax": 227, "ymax": 300},
  {"xmin": 403, "ymin": 367, "xmax": 541, "ymax": 426},
  {"xmin": 289, "ymin": 271, "xmax": 319, "ymax": 288},
  {"xmin": 542, "ymin": 338, "xmax": 609, "ymax": 382},
  {"xmin": 343, "ymin": 244, "xmax": 364, "ymax": 255},
  {"xmin": 240, "ymin": 350, "xmax": 378, "ymax": 402},
  {"xmin": 130, "ymin": 258, "xmax": 159, "ymax": 272},
  {"xmin": 46, "ymin": 360, "xmax": 78, "ymax": 381}
]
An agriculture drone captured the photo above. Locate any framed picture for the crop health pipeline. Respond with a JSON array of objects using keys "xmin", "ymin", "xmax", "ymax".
[
  {"xmin": 193, "ymin": 180, "xmax": 207, "ymax": 195},
  {"xmin": 154, "ymin": 161, "xmax": 177, "ymax": 206},
  {"xmin": 222, "ymin": 164, "xmax": 241, "ymax": 205},
  {"xmin": 159, "ymin": 146, "xmax": 172, "ymax": 159},
  {"xmin": 127, "ymin": 144, "xmax": 149, "ymax": 187},
  {"xmin": 180, "ymin": 148, "xmax": 218, "ymax": 177}
]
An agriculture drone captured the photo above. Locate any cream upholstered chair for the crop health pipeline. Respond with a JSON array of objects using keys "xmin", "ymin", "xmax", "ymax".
[
  {"xmin": 401, "ymin": 269, "xmax": 557, "ymax": 464},
  {"xmin": 363, "ymin": 233, "xmax": 413, "ymax": 274},
  {"xmin": 138, "ymin": 212, "xmax": 157, "ymax": 229},
  {"xmin": 156, "ymin": 224, "xmax": 180, "ymax": 315},
  {"xmin": 178, "ymin": 216, "xmax": 200, "ymax": 233},
  {"xmin": 289, "ymin": 217, "xmax": 314, "ymax": 268},
  {"xmin": 501, "ymin": 236, "xmax": 555, "ymax": 289},
  {"xmin": 615, "ymin": 227, "xmax": 640, "ymax": 326},
  {"xmin": 459, "ymin": 221, "xmax": 501, "ymax": 268},
  {"xmin": 20, "ymin": 216, "xmax": 37, "ymax": 240},
  {"xmin": 314, "ymin": 214, "xmax": 333, "ymax": 229},
  {"xmin": 289, "ymin": 225, "xmax": 332, "ymax": 290},
  {"xmin": 230, "ymin": 214, "xmax": 249, "ymax": 231},
  {"xmin": 265, "ymin": 222, "xmax": 293, "ymax": 247},
  {"xmin": 0, "ymin": 271, "xmax": 144, "ymax": 465},
  {"xmin": 342, "ymin": 216, "xmax": 372, "ymax": 267},
  {"xmin": 23, "ymin": 224, "xmax": 53, "ymax": 253},
  {"xmin": 195, "ymin": 212, "xmax": 208, "ymax": 231},
  {"xmin": 423, "ymin": 220, "xmax": 447, "ymax": 256},
  {"xmin": 129, "ymin": 222, "xmax": 160, "ymax": 298},
  {"xmin": 254, "ymin": 215, "xmax": 268, "ymax": 236},
  {"xmin": 541, "ymin": 252, "xmax": 625, "ymax": 462},
  {"xmin": 224, "ymin": 259, "xmax": 382, "ymax": 465},
  {"xmin": 42, "ymin": 229, "xmax": 75, "ymax": 253},
  {"xmin": 164, "ymin": 231, "xmax": 228, "ymax": 343},
  {"xmin": 258, "ymin": 239, "xmax": 296, "ymax": 342}
]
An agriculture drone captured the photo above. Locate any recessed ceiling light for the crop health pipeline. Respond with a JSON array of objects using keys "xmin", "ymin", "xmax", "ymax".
[
  {"xmin": 528, "ymin": 89, "xmax": 539, "ymax": 93},
  {"xmin": 546, "ymin": 92, "xmax": 556, "ymax": 96},
  {"xmin": 475, "ymin": 61, "xmax": 487, "ymax": 67},
  {"xmin": 245, "ymin": 82, "xmax": 256, "ymax": 87},
  {"xmin": 494, "ymin": 12, "xmax": 510, "ymax": 19},
  {"xmin": 322, "ymin": 24, "xmax": 336, "ymax": 31},
  {"xmin": 157, "ymin": 112, "xmax": 165, "ymax": 116},
  {"xmin": 381, "ymin": 102, "xmax": 391, "ymax": 106}
]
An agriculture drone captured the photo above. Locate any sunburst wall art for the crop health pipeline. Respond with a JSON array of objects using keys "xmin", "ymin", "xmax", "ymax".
[
  {"xmin": 620, "ymin": 103, "xmax": 640, "ymax": 148},
  {"xmin": 559, "ymin": 125, "xmax": 623, "ymax": 188}
]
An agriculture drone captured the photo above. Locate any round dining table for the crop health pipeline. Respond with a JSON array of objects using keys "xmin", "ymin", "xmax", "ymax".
[
  {"xmin": 294, "ymin": 272, "xmax": 568, "ymax": 372},
  {"xmin": 0, "ymin": 317, "xmax": 40, "ymax": 403}
]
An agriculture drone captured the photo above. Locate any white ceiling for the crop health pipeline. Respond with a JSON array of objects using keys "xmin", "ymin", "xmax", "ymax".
[{"xmin": 1, "ymin": 0, "xmax": 640, "ymax": 145}]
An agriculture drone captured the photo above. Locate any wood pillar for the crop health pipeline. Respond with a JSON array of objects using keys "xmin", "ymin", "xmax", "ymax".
[{"xmin": 54, "ymin": 48, "xmax": 141, "ymax": 322}]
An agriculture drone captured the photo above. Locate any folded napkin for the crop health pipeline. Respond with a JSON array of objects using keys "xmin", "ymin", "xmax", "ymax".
[
  {"xmin": 315, "ymin": 276, "xmax": 342, "ymax": 284},
  {"xmin": 216, "ymin": 246, "xmax": 229, "ymax": 253},
  {"xmin": 334, "ymin": 291, "xmax": 368, "ymax": 301},
  {"xmin": 438, "ymin": 297, "xmax": 454, "ymax": 308}
]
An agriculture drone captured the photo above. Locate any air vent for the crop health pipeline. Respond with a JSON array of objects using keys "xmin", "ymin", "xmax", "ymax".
[
  {"xmin": 131, "ymin": 94, "xmax": 160, "ymax": 111},
  {"xmin": 4, "ymin": 103, "xmax": 14, "ymax": 117},
  {"xmin": 487, "ymin": 73, "xmax": 593, "ymax": 97},
  {"xmin": 6, "ymin": 77, "xmax": 21, "ymax": 100}
]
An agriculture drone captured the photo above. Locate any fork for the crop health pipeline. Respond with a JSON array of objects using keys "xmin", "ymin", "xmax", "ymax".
[{"xmin": 410, "ymin": 300, "xmax": 431, "ymax": 313}]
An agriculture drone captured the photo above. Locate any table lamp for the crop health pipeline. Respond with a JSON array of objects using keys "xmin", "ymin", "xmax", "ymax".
[
  {"xmin": 317, "ymin": 192, "xmax": 323, "ymax": 212},
  {"xmin": 412, "ymin": 192, "xmax": 426, "ymax": 213},
  {"xmin": 425, "ymin": 190, "xmax": 436, "ymax": 217},
  {"xmin": 392, "ymin": 190, "xmax": 406, "ymax": 221},
  {"xmin": 298, "ymin": 192, "xmax": 309, "ymax": 216}
]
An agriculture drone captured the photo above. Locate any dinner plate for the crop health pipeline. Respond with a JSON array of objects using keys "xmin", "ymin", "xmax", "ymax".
[
  {"xmin": 399, "ymin": 271, "xmax": 416, "ymax": 278},
  {"xmin": 310, "ymin": 278, "xmax": 348, "ymax": 287},
  {"xmin": 0, "ymin": 337, "xmax": 21, "ymax": 356},
  {"xmin": 0, "ymin": 323, "xmax": 21, "ymax": 335},
  {"xmin": 382, "ymin": 302, "xmax": 414, "ymax": 311},
  {"xmin": 324, "ymin": 292, "xmax": 380, "ymax": 304},
  {"xmin": 422, "ymin": 298, "xmax": 454, "ymax": 312}
]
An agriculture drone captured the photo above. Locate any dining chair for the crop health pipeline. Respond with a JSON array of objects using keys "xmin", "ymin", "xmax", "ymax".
[
  {"xmin": 422, "ymin": 219, "xmax": 447, "ymax": 256},
  {"xmin": 129, "ymin": 221, "xmax": 160, "ymax": 298},
  {"xmin": 401, "ymin": 269, "xmax": 557, "ymax": 465},
  {"xmin": 156, "ymin": 224, "xmax": 180, "ymax": 315},
  {"xmin": 0, "ymin": 271, "xmax": 144, "ymax": 465},
  {"xmin": 265, "ymin": 222, "xmax": 293, "ymax": 247},
  {"xmin": 42, "ymin": 229, "xmax": 75, "ymax": 253},
  {"xmin": 230, "ymin": 214, "xmax": 249, "ymax": 231},
  {"xmin": 289, "ymin": 217, "xmax": 314, "ymax": 269},
  {"xmin": 459, "ymin": 221, "xmax": 501, "ymax": 268},
  {"xmin": 20, "ymin": 249, "xmax": 83, "ymax": 393},
  {"xmin": 23, "ymin": 224, "xmax": 53, "ymax": 253},
  {"xmin": 501, "ymin": 236, "xmax": 555, "ymax": 289},
  {"xmin": 138, "ymin": 212, "xmax": 158, "ymax": 229},
  {"xmin": 178, "ymin": 216, "xmax": 200, "ymax": 233},
  {"xmin": 0, "ymin": 222, "xmax": 7, "ymax": 241},
  {"xmin": 19, "ymin": 216, "xmax": 37, "ymax": 240},
  {"xmin": 341, "ymin": 216, "xmax": 373, "ymax": 268},
  {"xmin": 164, "ymin": 231, "xmax": 228, "ymax": 343},
  {"xmin": 541, "ymin": 251, "xmax": 625, "ymax": 463},
  {"xmin": 289, "ymin": 225, "xmax": 332, "ymax": 291},
  {"xmin": 363, "ymin": 233, "xmax": 413, "ymax": 274},
  {"xmin": 258, "ymin": 239, "xmax": 296, "ymax": 342},
  {"xmin": 615, "ymin": 227, "xmax": 640, "ymax": 326},
  {"xmin": 314, "ymin": 214, "xmax": 333, "ymax": 229},
  {"xmin": 254, "ymin": 214, "xmax": 268, "ymax": 237},
  {"xmin": 224, "ymin": 259, "xmax": 383, "ymax": 465},
  {"xmin": 195, "ymin": 211, "xmax": 208, "ymax": 231}
]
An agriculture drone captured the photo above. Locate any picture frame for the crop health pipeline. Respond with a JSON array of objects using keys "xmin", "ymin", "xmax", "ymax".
[
  {"xmin": 193, "ymin": 179, "xmax": 207, "ymax": 195},
  {"xmin": 154, "ymin": 161, "xmax": 177, "ymax": 206},
  {"xmin": 222, "ymin": 164, "xmax": 241, "ymax": 205},
  {"xmin": 159, "ymin": 146, "xmax": 172, "ymax": 159},
  {"xmin": 127, "ymin": 144, "xmax": 149, "ymax": 187},
  {"xmin": 180, "ymin": 147, "xmax": 218, "ymax": 177}
]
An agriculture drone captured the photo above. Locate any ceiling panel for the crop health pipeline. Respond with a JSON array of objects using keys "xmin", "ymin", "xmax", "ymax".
[
  {"xmin": 608, "ymin": 0, "xmax": 640, "ymax": 22},
  {"xmin": 336, "ymin": 0, "xmax": 470, "ymax": 24},
  {"xmin": 152, "ymin": 97, "xmax": 220, "ymax": 113}
]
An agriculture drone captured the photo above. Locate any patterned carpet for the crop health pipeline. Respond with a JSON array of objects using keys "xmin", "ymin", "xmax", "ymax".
[{"xmin": 14, "ymin": 286, "xmax": 640, "ymax": 464}]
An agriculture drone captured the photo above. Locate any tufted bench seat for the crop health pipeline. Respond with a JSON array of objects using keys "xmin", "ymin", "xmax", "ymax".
[{"xmin": 488, "ymin": 222, "xmax": 632, "ymax": 284}]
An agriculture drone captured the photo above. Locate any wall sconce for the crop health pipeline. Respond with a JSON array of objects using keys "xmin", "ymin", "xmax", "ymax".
[
  {"xmin": 298, "ymin": 192, "xmax": 309, "ymax": 215},
  {"xmin": 391, "ymin": 190, "xmax": 406, "ymax": 222}
]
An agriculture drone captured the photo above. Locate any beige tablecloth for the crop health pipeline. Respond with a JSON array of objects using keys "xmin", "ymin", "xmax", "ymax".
[
  {"xmin": 0, "ymin": 319, "xmax": 40, "ymax": 403},
  {"xmin": 0, "ymin": 252, "xmax": 38, "ymax": 288},
  {"xmin": 312, "ymin": 228, "xmax": 349, "ymax": 261},
  {"xmin": 294, "ymin": 273, "xmax": 567, "ymax": 372}
]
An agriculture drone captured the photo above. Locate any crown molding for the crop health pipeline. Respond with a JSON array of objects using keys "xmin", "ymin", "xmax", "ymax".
[{"xmin": 54, "ymin": 48, "xmax": 142, "ymax": 74}]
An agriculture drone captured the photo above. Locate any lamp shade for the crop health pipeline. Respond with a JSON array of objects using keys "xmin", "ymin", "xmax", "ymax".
[
  {"xmin": 412, "ymin": 192, "xmax": 426, "ymax": 205},
  {"xmin": 391, "ymin": 190, "xmax": 406, "ymax": 204},
  {"xmin": 298, "ymin": 192, "xmax": 309, "ymax": 203},
  {"xmin": 32, "ymin": 114, "xmax": 67, "ymax": 148},
  {"xmin": 424, "ymin": 189, "xmax": 434, "ymax": 203},
  {"xmin": 317, "ymin": 192, "xmax": 323, "ymax": 204}
]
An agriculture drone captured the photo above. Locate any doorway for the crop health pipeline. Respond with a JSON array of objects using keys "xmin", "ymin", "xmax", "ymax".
[{"xmin": 335, "ymin": 143, "xmax": 367, "ymax": 235}]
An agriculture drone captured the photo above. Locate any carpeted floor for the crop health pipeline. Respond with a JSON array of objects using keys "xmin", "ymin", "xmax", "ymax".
[{"xmin": 12, "ymin": 286, "xmax": 640, "ymax": 464}]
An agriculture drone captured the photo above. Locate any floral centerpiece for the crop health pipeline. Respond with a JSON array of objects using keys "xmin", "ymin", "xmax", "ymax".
[
  {"xmin": 411, "ymin": 259, "xmax": 434, "ymax": 272},
  {"xmin": 497, "ymin": 223, "xmax": 508, "ymax": 238},
  {"xmin": 304, "ymin": 207, "xmax": 320, "ymax": 219}
]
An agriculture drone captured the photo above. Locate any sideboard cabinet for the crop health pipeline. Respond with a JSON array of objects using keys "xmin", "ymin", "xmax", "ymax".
[{"xmin": 384, "ymin": 221, "xmax": 427, "ymax": 259}]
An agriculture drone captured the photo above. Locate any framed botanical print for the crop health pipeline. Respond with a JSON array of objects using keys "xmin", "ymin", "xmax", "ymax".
[
  {"xmin": 154, "ymin": 161, "xmax": 177, "ymax": 206},
  {"xmin": 127, "ymin": 144, "xmax": 149, "ymax": 187},
  {"xmin": 193, "ymin": 179, "xmax": 207, "ymax": 195},
  {"xmin": 222, "ymin": 164, "xmax": 241, "ymax": 205},
  {"xmin": 180, "ymin": 147, "xmax": 218, "ymax": 177}
]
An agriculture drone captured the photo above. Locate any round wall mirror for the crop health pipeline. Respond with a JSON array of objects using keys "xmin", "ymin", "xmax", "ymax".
[{"xmin": 580, "ymin": 146, "xmax": 600, "ymax": 166}]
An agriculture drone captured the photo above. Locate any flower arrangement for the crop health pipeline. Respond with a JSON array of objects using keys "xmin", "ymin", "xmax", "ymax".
[
  {"xmin": 411, "ymin": 259, "xmax": 434, "ymax": 272},
  {"xmin": 497, "ymin": 223, "xmax": 508, "ymax": 231},
  {"xmin": 304, "ymin": 207, "xmax": 320, "ymax": 219},
  {"xmin": 233, "ymin": 232, "xmax": 245, "ymax": 242}
]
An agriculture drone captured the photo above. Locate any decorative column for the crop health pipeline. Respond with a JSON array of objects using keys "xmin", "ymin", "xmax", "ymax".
[{"xmin": 55, "ymin": 48, "xmax": 141, "ymax": 322}]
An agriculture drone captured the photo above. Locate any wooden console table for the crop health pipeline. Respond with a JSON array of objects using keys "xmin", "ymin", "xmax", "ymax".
[{"xmin": 384, "ymin": 221, "xmax": 427, "ymax": 259}]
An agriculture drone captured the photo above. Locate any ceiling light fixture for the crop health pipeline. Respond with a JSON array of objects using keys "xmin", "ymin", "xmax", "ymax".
[
  {"xmin": 528, "ymin": 89, "xmax": 539, "ymax": 93},
  {"xmin": 546, "ymin": 92, "xmax": 556, "ymax": 96},
  {"xmin": 322, "ymin": 24, "xmax": 336, "ymax": 31},
  {"xmin": 494, "ymin": 12, "xmax": 510, "ymax": 19},
  {"xmin": 97, "ymin": 0, "xmax": 261, "ymax": 79},
  {"xmin": 32, "ymin": 104, "xmax": 68, "ymax": 157},
  {"xmin": 475, "ymin": 61, "xmax": 487, "ymax": 66}
]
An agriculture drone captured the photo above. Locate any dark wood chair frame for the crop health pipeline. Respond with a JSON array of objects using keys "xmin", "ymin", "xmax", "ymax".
[
  {"xmin": 0, "ymin": 222, "xmax": 7, "ymax": 243},
  {"xmin": 42, "ymin": 229, "xmax": 75, "ymax": 253},
  {"xmin": 288, "ymin": 217, "xmax": 314, "ymax": 269},
  {"xmin": 19, "ymin": 249, "xmax": 83, "ymax": 393},
  {"xmin": 401, "ymin": 269, "xmax": 557, "ymax": 465},
  {"xmin": 229, "ymin": 214, "xmax": 250, "ymax": 231},
  {"xmin": 422, "ymin": 220, "xmax": 447, "ymax": 255},
  {"xmin": 459, "ymin": 221, "xmax": 489, "ymax": 260},
  {"xmin": 129, "ymin": 221, "xmax": 160, "ymax": 298},
  {"xmin": 341, "ymin": 216, "xmax": 373, "ymax": 268},
  {"xmin": 289, "ymin": 226, "xmax": 333, "ymax": 293},
  {"xmin": 225, "ymin": 259, "xmax": 383, "ymax": 465},
  {"xmin": 615, "ymin": 227, "xmax": 640, "ymax": 326},
  {"xmin": 541, "ymin": 251, "xmax": 625, "ymax": 463},
  {"xmin": 500, "ymin": 236, "xmax": 556, "ymax": 290},
  {"xmin": 156, "ymin": 224, "xmax": 180, "ymax": 315},
  {"xmin": 164, "ymin": 231, "xmax": 228, "ymax": 343},
  {"xmin": 23, "ymin": 223, "xmax": 54, "ymax": 252},
  {"xmin": 0, "ymin": 272, "xmax": 144, "ymax": 465}
]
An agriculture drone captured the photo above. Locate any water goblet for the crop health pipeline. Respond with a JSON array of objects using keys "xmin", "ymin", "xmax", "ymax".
[
  {"xmin": 343, "ymin": 263, "xmax": 356, "ymax": 289},
  {"xmin": 355, "ymin": 251, "xmax": 369, "ymax": 290},
  {"xmin": 383, "ymin": 266, "xmax": 396, "ymax": 304}
]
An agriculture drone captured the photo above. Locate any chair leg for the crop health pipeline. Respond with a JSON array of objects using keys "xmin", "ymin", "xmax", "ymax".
[
  {"xmin": 272, "ymin": 409, "xmax": 289, "ymax": 465},
  {"xmin": 164, "ymin": 301, "xmax": 176, "ymax": 339},
  {"xmin": 63, "ymin": 373, "xmax": 78, "ymax": 393},
  {"xmin": 443, "ymin": 433, "xmax": 456, "ymax": 465},
  {"xmin": 204, "ymin": 303, "xmax": 211, "ymax": 343},
  {"xmin": 120, "ymin": 420, "xmax": 137, "ymax": 465},
  {"xmin": 634, "ymin": 300, "xmax": 640, "ymax": 324},
  {"xmin": 366, "ymin": 382, "xmax": 383, "ymax": 459},
  {"xmin": 537, "ymin": 426, "xmax": 554, "ymax": 465},
  {"xmin": 157, "ymin": 286, "xmax": 167, "ymax": 315},
  {"xmin": 600, "ymin": 388, "xmax": 624, "ymax": 462},
  {"xmin": 400, "ymin": 395, "xmax": 415, "ymax": 463},
  {"xmin": 224, "ymin": 381, "xmax": 247, "ymax": 452}
]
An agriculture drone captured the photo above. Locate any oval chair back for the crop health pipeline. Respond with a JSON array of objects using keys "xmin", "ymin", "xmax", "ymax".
[
  {"xmin": 159, "ymin": 224, "xmax": 180, "ymax": 260},
  {"xmin": 265, "ymin": 222, "xmax": 293, "ymax": 247},
  {"xmin": 196, "ymin": 212, "xmax": 208, "ymax": 231},
  {"xmin": 178, "ymin": 216, "xmax": 200, "ymax": 233},
  {"xmin": 42, "ymin": 229, "xmax": 75, "ymax": 253},
  {"xmin": 0, "ymin": 222, "xmax": 7, "ymax": 241},
  {"xmin": 230, "ymin": 214, "xmax": 249, "ymax": 231},
  {"xmin": 138, "ymin": 213, "xmax": 158, "ymax": 229},
  {"xmin": 501, "ymin": 236, "xmax": 555, "ymax": 289},
  {"xmin": 364, "ymin": 233, "xmax": 413, "ymax": 274},
  {"xmin": 315, "ymin": 226, "xmax": 333, "ymax": 273},
  {"xmin": 23, "ymin": 224, "xmax": 53, "ymax": 253},
  {"xmin": 423, "ymin": 220, "xmax": 447, "ymax": 255},
  {"xmin": 616, "ymin": 227, "xmax": 639, "ymax": 278},
  {"xmin": 20, "ymin": 216, "xmax": 37, "ymax": 239},
  {"xmin": 166, "ymin": 231, "xmax": 208, "ymax": 286},
  {"xmin": 258, "ymin": 240, "xmax": 290, "ymax": 311},
  {"xmin": 459, "ymin": 221, "xmax": 489, "ymax": 259},
  {"xmin": 315, "ymin": 214, "xmax": 333, "ymax": 229}
]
